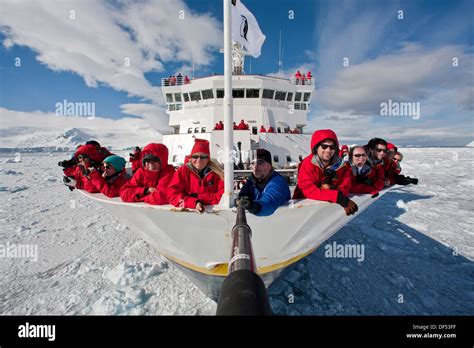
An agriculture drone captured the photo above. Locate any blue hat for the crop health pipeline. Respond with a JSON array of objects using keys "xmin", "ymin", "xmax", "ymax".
[{"xmin": 103, "ymin": 155, "xmax": 126, "ymax": 172}]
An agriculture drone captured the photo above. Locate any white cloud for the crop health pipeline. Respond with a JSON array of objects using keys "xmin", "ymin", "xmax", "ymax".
[
  {"xmin": 0, "ymin": 0, "xmax": 222, "ymax": 103},
  {"xmin": 0, "ymin": 106, "xmax": 168, "ymax": 149}
]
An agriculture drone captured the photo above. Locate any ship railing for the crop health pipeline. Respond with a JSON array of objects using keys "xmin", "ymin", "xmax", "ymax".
[
  {"xmin": 161, "ymin": 76, "xmax": 190, "ymax": 87},
  {"xmin": 290, "ymin": 76, "xmax": 315, "ymax": 86}
]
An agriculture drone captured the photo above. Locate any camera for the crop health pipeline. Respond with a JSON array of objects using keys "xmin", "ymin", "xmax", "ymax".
[{"xmin": 58, "ymin": 158, "xmax": 77, "ymax": 169}]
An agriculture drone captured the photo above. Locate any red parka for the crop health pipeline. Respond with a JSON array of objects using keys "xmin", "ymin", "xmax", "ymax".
[
  {"xmin": 89, "ymin": 170, "xmax": 130, "ymax": 198},
  {"xmin": 167, "ymin": 163, "xmax": 224, "ymax": 209},
  {"xmin": 350, "ymin": 164, "xmax": 385, "ymax": 194},
  {"xmin": 293, "ymin": 129, "xmax": 352, "ymax": 203},
  {"xmin": 119, "ymin": 144, "xmax": 175, "ymax": 205},
  {"xmin": 70, "ymin": 144, "xmax": 103, "ymax": 193},
  {"xmin": 384, "ymin": 158, "xmax": 401, "ymax": 186}
]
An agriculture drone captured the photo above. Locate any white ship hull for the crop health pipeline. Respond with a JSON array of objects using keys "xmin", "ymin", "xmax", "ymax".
[{"xmin": 79, "ymin": 188, "xmax": 391, "ymax": 300}]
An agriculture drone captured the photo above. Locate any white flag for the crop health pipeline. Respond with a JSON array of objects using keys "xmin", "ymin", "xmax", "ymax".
[{"xmin": 231, "ymin": 0, "xmax": 266, "ymax": 58}]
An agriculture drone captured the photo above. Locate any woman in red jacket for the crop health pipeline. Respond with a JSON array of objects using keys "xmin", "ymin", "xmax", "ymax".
[
  {"xmin": 119, "ymin": 143, "xmax": 175, "ymax": 205},
  {"xmin": 349, "ymin": 146, "xmax": 385, "ymax": 195},
  {"xmin": 167, "ymin": 139, "xmax": 224, "ymax": 213},
  {"xmin": 69, "ymin": 144, "xmax": 103, "ymax": 193},
  {"xmin": 293, "ymin": 129, "xmax": 358, "ymax": 216},
  {"xmin": 88, "ymin": 155, "xmax": 131, "ymax": 198}
]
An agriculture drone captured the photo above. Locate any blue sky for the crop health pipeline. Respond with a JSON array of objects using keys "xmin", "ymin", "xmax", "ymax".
[{"xmin": 0, "ymin": 0, "xmax": 473, "ymax": 145}]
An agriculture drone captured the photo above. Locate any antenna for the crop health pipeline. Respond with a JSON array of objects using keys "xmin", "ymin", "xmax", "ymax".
[{"xmin": 278, "ymin": 30, "xmax": 283, "ymax": 76}]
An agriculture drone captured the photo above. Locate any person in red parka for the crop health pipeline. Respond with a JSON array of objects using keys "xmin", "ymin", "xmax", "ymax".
[
  {"xmin": 119, "ymin": 143, "xmax": 175, "ymax": 205},
  {"xmin": 339, "ymin": 144, "xmax": 349, "ymax": 163},
  {"xmin": 238, "ymin": 119, "xmax": 247, "ymax": 130},
  {"xmin": 86, "ymin": 140, "xmax": 113, "ymax": 160},
  {"xmin": 383, "ymin": 142, "xmax": 399, "ymax": 186},
  {"xmin": 129, "ymin": 146, "xmax": 142, "ymax": 174},
  {"xmin": 66, "ymin": 144, "xmax": 103, "ymax": 193},
  {"xmin": 267, "ymin": 126, "xmax": 275, "ymax": 133},
  {"xmin": 167, "ymin": 139, "xmax": 224, "ymax": 213},
  {"xmin": 260, "ymin": 125, "xmax": 266, "ymax": 133},
  {"xmin": 88, "ymin": 155, "xmax": 131, "ymax": 198},
  {"xmin": 293, "ymin": 129, "xmax": 358, "ymax": 216},
  {"xmin": 349, "ymin": 146, "xmax": 385, "ymax": 195}
]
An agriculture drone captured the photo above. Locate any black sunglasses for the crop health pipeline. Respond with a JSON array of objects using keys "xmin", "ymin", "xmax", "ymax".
[
  {"xmin": 191, "ymin": 155, "xmax": 209, "ymax": 160},
  {"xmin": 353, "ymin": 154, "xmax": 367, "ymax": 158},
  {"xmin": 320, "ymin": 144, "xmax": 337, "ymax": 150},
  {"xmin": 376, "ymin": 148, "xmax": 388, "ymax": 153}
]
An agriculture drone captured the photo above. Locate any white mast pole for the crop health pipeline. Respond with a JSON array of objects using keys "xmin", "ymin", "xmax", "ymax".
[{"xmin": 222, "ymin": 0, "xmax": 234, "ymax": 208}]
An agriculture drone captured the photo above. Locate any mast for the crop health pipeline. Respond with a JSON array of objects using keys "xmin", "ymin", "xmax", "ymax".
[{"xmin": 221, "ymin": 0, "xmax": 234, "ymax": 208}]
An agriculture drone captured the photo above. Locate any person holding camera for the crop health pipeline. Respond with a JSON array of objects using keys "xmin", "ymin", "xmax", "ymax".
[
  {"xmin": 62, "ymin": 144, "xmax": 103, "ymax": 193},
  {"xmin": 129, "ymin": 146, "xmax": 142, "ymax": 174},
  {"xmin": 237, "ymin": 149, "xmax": 290, "ymax": 216},
  {"xmin": 88, "ymin": 155, "xmax": 131, "ymax": 198},
  {"xmin": 119, "ymin": 143, "xmax": 175, "ymax": 204},
  {"xmin": 293, "ymin": 129, "xmax": 358, "ymax": 216},
  {"xmin": 349, "ymin": 146, "xmax": 385, "ymax": 195}
]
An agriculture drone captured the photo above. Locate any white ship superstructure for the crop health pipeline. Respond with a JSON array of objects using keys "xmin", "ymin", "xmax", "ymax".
[{"xmin": 161, "ymin": 52, "xmax": 315, "ymax": 167}]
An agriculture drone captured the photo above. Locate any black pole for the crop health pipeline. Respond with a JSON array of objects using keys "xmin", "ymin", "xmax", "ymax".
[{"xmin": 216, "ymin": 202, "xmax": 272, "ymax": 315}]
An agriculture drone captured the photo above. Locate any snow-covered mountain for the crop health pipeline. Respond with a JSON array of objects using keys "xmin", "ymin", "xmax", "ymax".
[{"xmin": 466, "ymin": 141, "xmax": 474, "ymax": 147}]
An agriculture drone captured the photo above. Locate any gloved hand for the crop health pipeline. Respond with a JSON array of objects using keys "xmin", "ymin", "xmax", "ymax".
[
  {"xmin": 238, "ymin": 196, "xmax": 262, "ymax": 214},
  {"xmin": 63, "ymin": 176, "xmax": 76, "ymax": 191},
  {"xmin": 371, "ymin": 192, "xmax": 379, "ymax": 198},
  {"xmin": 336, "ymin": 191, "xmax": 358, "ymax": 216},
  {"xmin": 344, "ymin": 199, "xmax": 358, "ymax": 216}
]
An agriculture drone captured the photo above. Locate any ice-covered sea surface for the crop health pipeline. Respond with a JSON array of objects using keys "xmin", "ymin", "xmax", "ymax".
[{"xmin": 0, "ymin": 148, "xmax": 473, "ymax": 315}]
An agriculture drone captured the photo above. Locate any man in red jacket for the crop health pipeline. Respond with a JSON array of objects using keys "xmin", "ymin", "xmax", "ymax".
[
  {"xmin": 167, "ymin": 139, "xmax": 224, "ymax": 213},
  {"xmin": 119, "ymin": 143, "xmax": 175, "ymax": 205},
  {"xmin": 349, "ymin": 146, "xmax": 385, "ymax": 195},
  {"xmin": 293, "ymin": 129, "xmax": 358, "ymax": 216},
  {"xmin": 88, "ymin": 155, "xmax": 131, "ymax": 198}
]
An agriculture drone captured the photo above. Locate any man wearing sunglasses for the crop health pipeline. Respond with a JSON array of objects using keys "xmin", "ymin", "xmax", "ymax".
[
  {"xmin": 236, "ymin": 149, "xmax": 291, "ymax": 216},
  {"xmin": 88, "ymin": 155, "xmax": 130, "ymax": 198},
  {"xmin": 120, "ymin": 143, "xmax": 175, "ymax": 204},
  {"xmin": 293, "ymin": 129, "xmax": 358, "ymax": 216}
]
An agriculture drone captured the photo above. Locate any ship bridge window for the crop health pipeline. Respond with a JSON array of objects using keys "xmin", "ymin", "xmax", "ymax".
[
  {"xmin": 273, "ymin": 155, "xmax": 279, "ymax": 163},
  {"xmin": 194, "ymin": 127, "xmax": 199, "ymax": 133},
  {"xmin": 169, "ymin": 104, "xmax": 176, "ymax": 111},
  {"xmin": 303, "ymin": 92, "xmax": 311, "ymax": 102},
  {"xmin": 232, "ymin": 89, "xmax": 245, "ymax": 98},
  {"xmin": 202, "ymin": 89, "xmax": 214, "ymax": 100},
  {"xmin": 286, "ymin": 92, "xmax": 293, "ymax": 101},
  {"xmin": 183, "ymin": 93, "xmax": 190, "ymax": 102},
  {"xmin": 275, "ymin": 91, "xmax": 287, "ymax": 101},
  {"xmin": 246, "ymin": 89, "xmax": 260, "ymax": 98},
  {"xmin": 190, "ymin": 91, "xmax": 201, "ymax": 101},
  {"xmin": 286, "ymin": 155, "xmax": 292, "ymax": 162},
  {"xmin": 187, "ymin": 128, "xmax": 192, "ymax": 133},
  {"xmin": 295, "ymin": 92, "xmax": 302, "ymax": 102},
  {"xmin": 216, "ymin": 89, "xmax": 224, "ymax": 98},
  {"xmin": 175, "ymin": 104, "xmax": 182, "ymax": 111},
  {"xmin": 262, "ymin": 89, "xmax": 275, "ymax": 99},
  {"xmin": 166, "ymin": 93, "xmax": 173, "ymax": 103},
  {"xmin": 252, "ymin": 126, "xmax": 257, "ymax": 135},
  {"xmin": 201, "ymin": 127, "xmax": 206, "ymax": 132},
  {"xmin": 174, "ymin": 93, "xmax": 182, "ymax": 102}
]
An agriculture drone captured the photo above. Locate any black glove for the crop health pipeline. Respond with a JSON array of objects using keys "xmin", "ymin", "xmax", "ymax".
[
  {"xmin": 371, "ymin": 192, "xmax": 379, "ymax": 198},
  {"xmin": 238, "ymin": 196, "xmax": 262, "ymax": 214},
  {"xmin": 336, "ymin": 191, "xmax": 350, "ymax": 208},
  {"xmin": 63, "ymin": 176, "xmax": 76, "ymax": 191}
]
